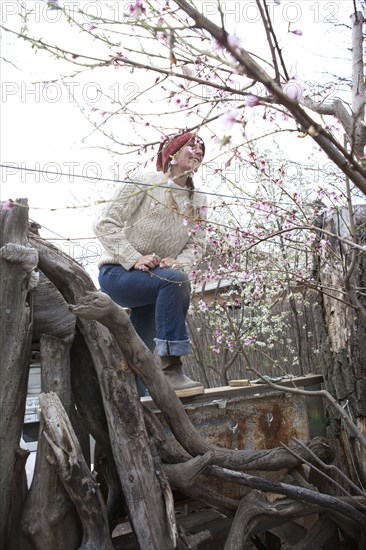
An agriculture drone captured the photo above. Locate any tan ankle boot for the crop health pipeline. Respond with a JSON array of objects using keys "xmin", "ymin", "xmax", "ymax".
[{"xmin": 160, "ymin": 356, "xmax": 204, "ymax": 397}]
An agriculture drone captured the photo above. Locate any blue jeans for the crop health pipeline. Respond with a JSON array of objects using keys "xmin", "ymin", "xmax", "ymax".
[{"xmin": 98, "ymin": 264, "xmax": 192, "ymax": 357}]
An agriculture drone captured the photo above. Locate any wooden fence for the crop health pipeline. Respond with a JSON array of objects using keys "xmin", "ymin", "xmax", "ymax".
[{"xmin": 184, "ymin": 289, "xmax": 324, "ymax": 388}]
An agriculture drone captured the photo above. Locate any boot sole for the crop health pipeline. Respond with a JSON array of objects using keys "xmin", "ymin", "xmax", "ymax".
[{"xmin": 174, "ymin": 385, "xmax": 205, "ymax": 398}]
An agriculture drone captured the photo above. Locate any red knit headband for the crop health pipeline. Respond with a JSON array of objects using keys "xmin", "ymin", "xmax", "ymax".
[{"xmin": 156, "ymin": 132, "xmax": 205, "ymax": 173}]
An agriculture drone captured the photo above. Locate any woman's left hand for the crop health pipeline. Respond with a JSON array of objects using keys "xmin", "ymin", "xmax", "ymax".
[{"xmin": 134, "ymin": 253, "xmax": 160, "ymax": 271}]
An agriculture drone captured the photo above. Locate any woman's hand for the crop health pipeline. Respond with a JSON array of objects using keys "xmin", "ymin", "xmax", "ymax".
[
  {"xmin": 133, "ymin": 253, "xmax": 160, "ymax": 271},
  {"xmin": 159, "ymin": 257, "xmax": 181, "ymax": 268}
]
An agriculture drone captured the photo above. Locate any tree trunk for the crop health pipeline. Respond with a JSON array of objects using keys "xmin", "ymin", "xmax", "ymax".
[
  {"xmin": 317, "ymin": 205, "xmax": 366, "ymax": 486},
  {"xmin": 0, "ymin": 200, "xmax": 36, "ymax": 548},
  {"xmin": 350, "ymin": 11, "xmax": 366, "ymax": 158}
]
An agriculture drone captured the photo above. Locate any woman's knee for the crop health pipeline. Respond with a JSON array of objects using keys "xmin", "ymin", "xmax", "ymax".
[
  {"xmin": 164, "ymin": 268, "xmax": 190, "ymax": 285},
  {"xmin": 169, "ymin": 272, "xmax": 191, "ymax": 303},
  {"xmin": 165, "ymin": 269, "xmax": 190, "ymax": 295}
]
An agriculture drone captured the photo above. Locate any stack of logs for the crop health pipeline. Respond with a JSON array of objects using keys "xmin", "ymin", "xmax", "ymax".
[{"xmin": 1, "ymin": 200, "xmax": 365, "ymax": 549}]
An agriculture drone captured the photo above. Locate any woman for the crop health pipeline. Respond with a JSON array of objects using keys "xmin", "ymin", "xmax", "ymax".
[{"xmin": 93, "ymin": 131, "xmax": 207, "ymax": 397}]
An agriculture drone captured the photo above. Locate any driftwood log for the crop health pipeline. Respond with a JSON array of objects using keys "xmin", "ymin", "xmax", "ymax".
[
  {"xmin": 39, "ymin": 391, "xmax": 113, "ymax": 550},
  {"xmin": 21, "ymin": 335, "xmax": 81, "ymax": 549},
  {"xmin": 0, "ymin": 199, "xmax": 36, "ymax": 549}
]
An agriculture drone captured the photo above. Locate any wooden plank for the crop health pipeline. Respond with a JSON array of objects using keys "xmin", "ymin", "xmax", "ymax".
[
  {"xmin": 142, "ymin": 374, "xmax": 324, "ymax": 409},
  {"xmin": 112, "ymin": 509, "xmax": 232, "ymax": 550}
]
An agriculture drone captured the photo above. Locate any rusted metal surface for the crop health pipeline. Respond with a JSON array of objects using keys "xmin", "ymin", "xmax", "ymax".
[
  {"xmin": 180, "ymin": 391, "xmax": 309, "ymax": 451},
  {"xmin": 144, "ymin": 375, "xmax": 323, "ymax": 451}
]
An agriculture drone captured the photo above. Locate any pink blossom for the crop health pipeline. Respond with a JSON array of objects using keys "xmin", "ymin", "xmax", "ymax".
[
  {"xmin": 227, "ymin": 34, "xmax": 241, "ymax": 51},
  {"xmin": 198, "ymin": 300, "xmax": 208, "ymax": 313},
  {"xmin": 86, "ymin": 24, "xmax": 97, "ymax": 31},
  {"xmin": 283, "ymin": 80, "xmax": 304, "ymax": 101},
  {"xmin": 319, "ymin": 239, "xmax": 330, "ymax": 253},
  {"xmin": 2, "ymin": 199, "xmax": 16, "ymax": 210},
  {"xmin": 242, "ymin": 336, "xmax": 257, "ymax": 346},
  {"xmin": 221, "ymin": 108, "xmax": 240, "ymax": 130},
  {"xmin": 157, "ymin": 32, "xmax": 167, "ymax": 44},
  {"xmin": 246, "ymin": 95, "xmax": 262, "ymax": 107},
  {"xmin": 129, "ymin": 0, "xmax": 146, "ymax": 17},
  {"xmin": 290, "ymin": 29, "xmax": 303, "ymax": 36},
  {"xmin": 212, "ymin": 38, "xmax": 224, "ymax": 52},
  {"xmin": 282, "ymin": 220, "xmax": 294, "ymax": 230}
]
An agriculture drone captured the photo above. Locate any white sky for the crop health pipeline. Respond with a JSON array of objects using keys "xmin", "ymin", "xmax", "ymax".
[{"xmin": 0, "ymin": 0, "xmax": 359, "ymax": 282}]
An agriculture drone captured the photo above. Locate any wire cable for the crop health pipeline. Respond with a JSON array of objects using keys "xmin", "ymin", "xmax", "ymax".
[{"xmin": 0, "ymin": 162, "xmax": 312, "ymax": 207}]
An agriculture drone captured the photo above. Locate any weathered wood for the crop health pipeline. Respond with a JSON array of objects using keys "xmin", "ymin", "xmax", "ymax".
[
  {"xmin": 224, "ymin": 491, "xmax": 309, "ymax": 550},
  {"xmin": 93, "ymin": 353, "xmax": 174, "ymax": 548},
  {"xmin": 32, "ymin": 275, "xmax": 92, "ymax": 462},
  {"xmin": 32, "ymin": 272, "xmax": 76, "ymax": 345},
  {"xmin": 0, "ymin": 200, "xmax": 36, "ymax": 548},
  {"xmin": 70, "ymin": 291, "xmax": 333, "ymax": 471},
  {"xmin": 7, "ymin": 447, "xmax": 34, "ymax": 550},
  {"xmin": 142, "ymin": 403, "xmax": 191, "ymax": 464},
  {"xmin": 316, "ymin": 206, "xmax": 366, "ymax": 484},
  {"xmin": 177, "ymin": 524, "xmax": 212, "ymax": 549},
  {"xmin": 163, "ymin": 452, "xmax": 215, "ymax": 490},
  {"xmin": 224, "ymin": 489, "xmax": 365, "ymax": 550},
  {"xmin": 291, "ymin": 516, "xmax": 338, "ymax": 550},
  {"xmin": 39, "ymin": 392, "xmax": 113, "ymax": 550},
  {"xmin": 143, "ymin": 408, "xmax": 240, "ymax": 515},
  {"xmin": 30, "ymin": 235, "xmax": 175, "ymax": 550},
  {"xmin": 69, "ymin": 328, "xmax": 111, "ymax": 452},
  {"xmin": 210, "ymin": 466, "xmax": 366, "ymax": 529},
  {"xmin": 93, "ymin": 443, "xmax": 127, "ymax": 528},
  {"xmin": 142, "ymin": 374, "xmax": 324, "ymax": 407},
  {"xmin": 149, "ymin": 442, "xmax": 179, "ymax": 548},
  {"xmin": 163, "ymin": 453, "xmax": 242, "ymax": 517},
  {"xmin": 350, "ymin": 11, "xmax": 366, "ymax": 158},
  {"xmin": 21, "ymin": 335, "xmax": 81, "ymax": 549}
]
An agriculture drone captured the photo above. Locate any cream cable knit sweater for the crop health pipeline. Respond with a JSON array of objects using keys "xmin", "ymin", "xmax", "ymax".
[{"xmin": 93, "ymin": 171, "xmax": 207, "ymax": 272}]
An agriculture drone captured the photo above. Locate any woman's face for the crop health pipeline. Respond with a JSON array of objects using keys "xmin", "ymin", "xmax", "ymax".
[{"xmin": 172, "ymin": 139, "xmax": 204, "ymax": 174}]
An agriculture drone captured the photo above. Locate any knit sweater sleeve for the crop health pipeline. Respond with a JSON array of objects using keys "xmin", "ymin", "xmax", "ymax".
[{"xmin": 93, "ymin": 180, "xmax": 145, "ymax": 270}]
